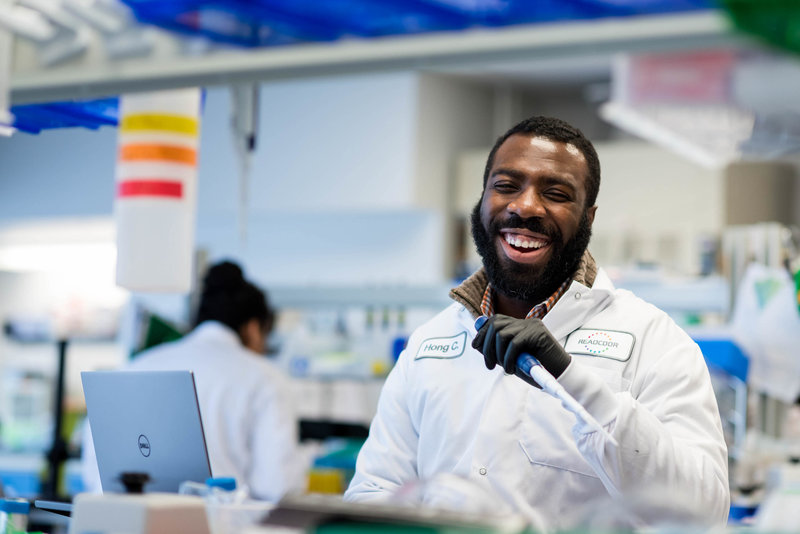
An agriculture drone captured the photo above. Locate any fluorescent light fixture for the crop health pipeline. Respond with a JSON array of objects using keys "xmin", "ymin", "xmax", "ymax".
[
  {"xmin": 599, "ymin": 101, "xmax": 755, "ymax": 169},
  {"xmin": 0, "ymin": 218, "xmax": 126, "ymax": 300},
  {"xmin": 0, "ymin": 241, "xmax": 117, "ymax": 273}
]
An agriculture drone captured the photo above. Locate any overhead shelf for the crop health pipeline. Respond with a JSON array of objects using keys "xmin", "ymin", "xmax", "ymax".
[
  {"xmin": 9, "ymin": 10, "xmax": 751, "ymax": 105},
  {"xmin": 117, "ymin": 0, "xmax": 715, "ymax": 47}
]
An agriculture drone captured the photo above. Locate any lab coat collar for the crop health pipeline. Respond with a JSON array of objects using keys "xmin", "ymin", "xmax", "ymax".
[
  {"xmin": 191, "ymin": 320, "xmax": 242, "ymax": 347},
  {"xmin": 542, "ymin": 268, "xmax": 615, "ymax": 341}
]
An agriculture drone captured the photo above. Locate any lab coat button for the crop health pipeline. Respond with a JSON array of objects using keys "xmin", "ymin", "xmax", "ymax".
[
  {"xmin": 574, "ymin": 292, "xmax": 582, "ymax": 300},
  {"xmin": 479, "ymin": 467, "xmax": 487, "ymax": 475}
]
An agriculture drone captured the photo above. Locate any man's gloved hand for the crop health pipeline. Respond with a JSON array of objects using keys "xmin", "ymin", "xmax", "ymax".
[{"xmin": 472, "ymin": 314, "xmax": 571, "ymax": 387}]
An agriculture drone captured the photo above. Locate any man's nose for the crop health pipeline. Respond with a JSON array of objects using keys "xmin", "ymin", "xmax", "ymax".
[{"xmin": 507, "ymin": 188, "xmax": 545, "ymax": 218}]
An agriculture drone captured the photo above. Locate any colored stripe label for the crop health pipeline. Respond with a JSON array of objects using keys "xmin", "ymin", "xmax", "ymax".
[
  {"xmin": 118, "ymin": 180, "xmax": 183, "ymax": 199},
  {"xmin": 120, "ymin": 114, "xmax": 199, "ymax": 136},
  {"xmin": 119, "ymin": 144, "xmax": 197, "ymax": 165}
]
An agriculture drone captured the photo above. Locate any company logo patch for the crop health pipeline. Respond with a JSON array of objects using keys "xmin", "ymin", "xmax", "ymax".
[
  {"xmin": 138, "ymin": 434, "xmax": 151, "ymax": 457},
  {"xmin": 415, "ymin": 331, "xmax": 467, "ymax": 360},
  {"xmin": 565, "ymin": 329, "xmax": 634, "ymax": 361}
]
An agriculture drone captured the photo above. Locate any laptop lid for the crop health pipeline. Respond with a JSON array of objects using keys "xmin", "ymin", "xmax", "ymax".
[{"xmin": 81, "ymin": 370, "xmax": 212, "ymax": 493}]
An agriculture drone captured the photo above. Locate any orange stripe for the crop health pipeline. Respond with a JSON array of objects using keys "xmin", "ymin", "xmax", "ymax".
[{"xmin": 119, "ymin": 144, "xmax": 197, "ymax": 165}]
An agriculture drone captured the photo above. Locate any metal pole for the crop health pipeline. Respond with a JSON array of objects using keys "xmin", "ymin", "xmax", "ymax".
[{"xmin": 44, "ymin": 339, "xmax": 69, "ymax": 499}]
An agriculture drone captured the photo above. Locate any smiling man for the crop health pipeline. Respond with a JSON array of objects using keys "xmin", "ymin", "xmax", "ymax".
[{"xmin": 344, "ymin": 117, "xmax": 729, "ymax": 532}]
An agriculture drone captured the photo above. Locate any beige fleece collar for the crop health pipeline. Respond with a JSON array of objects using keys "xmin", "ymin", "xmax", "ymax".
[{"xmin": 449, "ymin": 250, "xmax": 598, "ymax": 319}]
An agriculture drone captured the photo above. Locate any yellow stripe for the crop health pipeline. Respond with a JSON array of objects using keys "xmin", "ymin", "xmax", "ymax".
[{"xmin": 120, "ymin": 114, "xmax": 198, "ymax": 136}]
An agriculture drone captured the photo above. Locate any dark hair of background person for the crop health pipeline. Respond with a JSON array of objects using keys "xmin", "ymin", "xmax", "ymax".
[
  {"xmin": 193, "ymin": 261, "xmax": 275, "ymax": 333},
  {"xmin": 482, "ymin": 116, "xmax": 601, "ymax": 208}
]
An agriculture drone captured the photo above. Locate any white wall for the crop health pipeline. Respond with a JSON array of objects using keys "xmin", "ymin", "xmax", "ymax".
[
  {"xmin": 193, "ymin": 72, "xmax": 451, "ymax": 285},
  {"xmin": 592, "ymin": 139, "xmax": 723, "ymax": 273},
  {"xmin": 413, "ymin": 75, "xmax": 494, "ymax": 210},
  {"xmin": 199, "ymin": 72, "xmax": 420, "ymax": 215},
  {"xmin": 412, "ymin": 74, "xmax": 494, "ymax": 277},
  {"xmin": 198, "ymin": 210, "xmax": 446, "ymax": 286},
  {"xmin": 0, "ymin": 125, "xmax": 116, "ymax": 223}
]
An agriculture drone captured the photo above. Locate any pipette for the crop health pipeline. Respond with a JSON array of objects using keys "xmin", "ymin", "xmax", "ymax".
[{"xmin": 475, "ymin": 316, "xmax": 618, "ymax": 446}]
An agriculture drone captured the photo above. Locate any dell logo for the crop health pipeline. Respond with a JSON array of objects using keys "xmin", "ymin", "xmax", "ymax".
[{"xmin": 138, "ymin": 434, "xmax": 151, "ymax": 457}]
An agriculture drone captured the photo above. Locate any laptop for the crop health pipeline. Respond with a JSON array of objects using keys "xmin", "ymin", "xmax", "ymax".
[{"xmin": 81, "ymin": 370, "xmax": 212, "ymax": 494}]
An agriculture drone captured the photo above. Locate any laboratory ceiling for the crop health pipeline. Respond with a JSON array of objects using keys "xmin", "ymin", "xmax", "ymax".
[
  {"xmin": 7, "ymin": 0, "xmax": 799, "ymax": 163},
  {"xmin": 6, "ymin": 3, "xmax": 750, "ymax": 105}
]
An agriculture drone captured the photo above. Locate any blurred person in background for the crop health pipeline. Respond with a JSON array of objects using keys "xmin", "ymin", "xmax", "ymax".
[
  {"xmin": 345, "ymin": 116, "xmax": 729, "ymax": 531},
  {"xmin": 82, "ymin": 260, "xmax": 307, "ymax": 502}
]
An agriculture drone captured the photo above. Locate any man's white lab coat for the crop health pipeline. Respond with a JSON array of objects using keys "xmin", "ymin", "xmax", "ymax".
[
  {"xmin": 345, "ymin": 266, "xmax": 729, "ymax": 532},
  {"xmin": 82, "ymin": 321, "xmax": 306, "ymax": 501}
]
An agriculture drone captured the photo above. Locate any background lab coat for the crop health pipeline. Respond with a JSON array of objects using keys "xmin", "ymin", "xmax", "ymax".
[{"xmin": 82, "ymin": 320, "xmax": 307, "ymax": 501}]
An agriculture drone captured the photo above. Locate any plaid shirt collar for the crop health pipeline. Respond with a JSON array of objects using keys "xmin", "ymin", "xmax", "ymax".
[{"xmin": 480, "ymin": 278, "xmax": 572, "ymax": 320}]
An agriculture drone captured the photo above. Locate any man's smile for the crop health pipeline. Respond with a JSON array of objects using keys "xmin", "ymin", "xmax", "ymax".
[{"xmin": 498, "ymin": 230, "xmax": 552, "ymax": 264}]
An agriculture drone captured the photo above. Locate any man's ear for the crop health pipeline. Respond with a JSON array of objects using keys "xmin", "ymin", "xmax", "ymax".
[{"xmin": 586, "ymin": 205, "xmax": 597, "ymax": 227}]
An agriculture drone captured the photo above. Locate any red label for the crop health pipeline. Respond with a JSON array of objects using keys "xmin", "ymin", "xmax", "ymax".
[
  {"xmin": 118, "ymin": 180, "xmax": 183, "ymax": 198},
  {"xmin": 627, "ymin": 50, "xmax": 737, "ymax": 104}
]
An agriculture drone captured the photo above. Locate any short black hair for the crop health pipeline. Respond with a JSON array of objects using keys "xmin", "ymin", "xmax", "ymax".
[
  {"xmin": 193, "ymin": 260, "xmax": 274, "ymax": 332},
  {"xmin": 483, "ymin": 116, "xmax": 601, "ymax": 207}
]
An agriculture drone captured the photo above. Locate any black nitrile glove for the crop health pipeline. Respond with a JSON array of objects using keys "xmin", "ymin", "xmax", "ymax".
[{"xmin": 472, "ymin": 314, "xmax": 571, "ymax": 387}]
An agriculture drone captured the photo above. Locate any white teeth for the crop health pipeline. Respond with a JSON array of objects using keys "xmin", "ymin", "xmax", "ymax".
[{"xmin": 505, "ymin": 234, "xmax": 546, "ymax": 249}]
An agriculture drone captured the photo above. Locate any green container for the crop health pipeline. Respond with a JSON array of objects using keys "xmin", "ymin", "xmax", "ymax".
[
  {"xmin": 794, "ymin": 263, "xmax": 800, "ymax": 315},
  {"xmin": 722, "ymin": 0, "xmax": 800, "ymax": 55}
]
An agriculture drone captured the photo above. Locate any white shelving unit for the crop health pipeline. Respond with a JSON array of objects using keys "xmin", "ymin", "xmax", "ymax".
[{"xmin": 8, "ymin": 11, "xmax": 750, "ymax": 105}]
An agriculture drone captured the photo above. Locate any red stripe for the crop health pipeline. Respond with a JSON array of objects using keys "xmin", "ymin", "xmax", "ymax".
[{"xmin": 118, "ymin": 180, "xmax": 183, "ymax": 198}]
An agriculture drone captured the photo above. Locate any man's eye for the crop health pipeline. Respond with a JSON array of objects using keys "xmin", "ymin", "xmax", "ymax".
[
  {"xmin": 493, "ymin": 182, "xmax": 516, "ymax": 192},
  {"xmin": 546, "ymin": 191, "xmax": 570, "ymax": 201}
]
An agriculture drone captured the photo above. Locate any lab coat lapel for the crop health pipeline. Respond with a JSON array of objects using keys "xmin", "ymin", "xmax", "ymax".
[{"xmin": 542, "ymin": 268, "xmax": 615, "ymax": 342}]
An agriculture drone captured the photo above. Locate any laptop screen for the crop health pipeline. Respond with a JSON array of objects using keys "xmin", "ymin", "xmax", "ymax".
[{"xmin": 81, "ymin": 370, "xmax": 212, "ymax": 493}]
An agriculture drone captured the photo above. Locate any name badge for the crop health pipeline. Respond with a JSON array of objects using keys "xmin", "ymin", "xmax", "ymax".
[
  {"xmin": 415, "ymin": 331, "xmax": 467, "ymax": 360},
  {"xmin": 565, "ymin": 329, "xmax": 634, "ymax": 361}
]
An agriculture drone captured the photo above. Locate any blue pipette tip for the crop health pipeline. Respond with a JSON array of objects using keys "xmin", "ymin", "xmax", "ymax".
[{"xmin": 517, "ymin": 353, "xmax": 537, "ymax": 375}]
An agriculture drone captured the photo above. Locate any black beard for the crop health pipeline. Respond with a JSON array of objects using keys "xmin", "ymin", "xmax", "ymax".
[{"xmin": 470, "ymin": 200, "xmax": 592, "ymax": 305}]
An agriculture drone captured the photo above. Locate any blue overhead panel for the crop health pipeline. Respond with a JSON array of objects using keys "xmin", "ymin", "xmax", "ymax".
[
  {"xmin": 9, "ymin": 98, "xmax": 119, "ymax": 134},
  {"xmin": 120, "ymin": 0, "xmax": 716, "ymax": 48}
]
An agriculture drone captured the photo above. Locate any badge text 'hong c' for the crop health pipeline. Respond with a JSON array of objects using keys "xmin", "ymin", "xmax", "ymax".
[{"xmin": 415, "ymin": 331, "xmax": 468, "ymax": 360}]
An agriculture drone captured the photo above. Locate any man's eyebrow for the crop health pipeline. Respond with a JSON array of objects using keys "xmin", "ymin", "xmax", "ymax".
[{"xmin": 490, "ymin": 167, "xmax": 525, "ymax": 180}]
